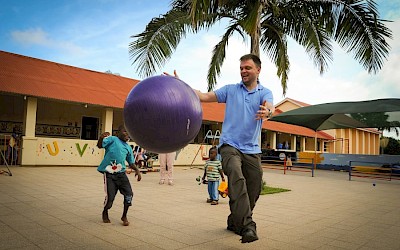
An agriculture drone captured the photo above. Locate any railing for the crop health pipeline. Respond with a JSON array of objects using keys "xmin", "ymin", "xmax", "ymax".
[
  {"xmin": 35, "ymin": 124, "xmax": 81, "ymax": 138},
  {"xmin": 0, "ymin": 134, "xmax": 20, "ymax": 165},
  {"xmin": 348, "ymin": 161, "xmax": 400, "ymax": 181},
  {"xmin": 0, "ymin": 121, "xmax": 81, "ymax": 138},
  {"xmin": 261, "ymin": 155, "xmax": 315, "ymax": 177}
]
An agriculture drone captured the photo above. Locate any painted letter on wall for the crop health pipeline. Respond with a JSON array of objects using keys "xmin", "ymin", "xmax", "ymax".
[
  {"xmin": 46, "ymin": 141, "xmax": 59, "ymax": 156},
  {"xmin": 76, "ymin": 143, "xmax": 88, "ymax": 157}
]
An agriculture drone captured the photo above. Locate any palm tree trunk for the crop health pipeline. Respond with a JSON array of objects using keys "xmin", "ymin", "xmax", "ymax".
[
  {"xmin": 250, "ymin": 0, "xmax": 264, "ymax": 57},
  {"xmin": 250, "ymin": 31, "xmax": 260, "ymax": 57}
]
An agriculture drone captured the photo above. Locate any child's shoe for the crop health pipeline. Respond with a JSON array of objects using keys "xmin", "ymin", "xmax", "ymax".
[
  {"xmin": 206, "ymin": 198, "xmax": 213, "ymax": 203},
  {"xmin": 211, "ymin": 200, "xmax": 218, "ymax": 205},
  {"xmin": 102, "ymin": 210, "xmax": 110, "ymax": 223},
  {"xmin": 121, "ymin": 217, "xmax": 130, "ymax": 226}
]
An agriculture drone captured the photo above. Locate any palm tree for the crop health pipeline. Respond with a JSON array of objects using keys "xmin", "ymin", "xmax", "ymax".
[
  {"xmin": 129, "ymin": 0, "xmax": 392, "ymax": 95},
  {"xmin": 351, "ymin": 112, "xmax": 400, "ymax": 136}
]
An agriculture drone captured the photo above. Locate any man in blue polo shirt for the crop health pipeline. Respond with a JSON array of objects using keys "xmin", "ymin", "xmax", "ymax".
[{"xmin": 195, "ymin": 54, "xmax": 274, "ymax": 243}]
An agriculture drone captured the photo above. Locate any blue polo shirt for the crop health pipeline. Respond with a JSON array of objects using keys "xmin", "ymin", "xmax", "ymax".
[
  {"xmin": 214, "ymin": 82, "xmax": 273, "ymax": 154},
  {"xmin": 97, "ymin": 136, "xmax": 134, "ymax": 173}
]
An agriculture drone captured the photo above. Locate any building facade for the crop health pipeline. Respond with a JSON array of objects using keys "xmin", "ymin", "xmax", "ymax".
[{"xmin": 0, "ymin": 50, "xmax": 382, "ymax": 167}]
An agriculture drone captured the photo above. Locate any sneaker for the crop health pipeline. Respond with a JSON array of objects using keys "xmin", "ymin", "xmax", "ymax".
[
  {"xmin": 159, "ymin": 180, "xmax": 165, "ymax": 185},
  {"xmin": 241, "ymin": 229, "xmax": 258, "ymax": 243},
  {"xmin": 121, "ymin": 217, "xmax": 130, "ymax": 226},
  {"xmin": 206, "ymin": 198, "xmax": 213, "ymax": 203},
  {"xmin": 102, "ymin": 210, "xmax": 110, "ymax": 223},
  {"xmin": 168, "ymin": 180, "xmax": 174, "ymax": 186},
  {"xmin": 211, "ymin": 200, "xmax": 218, "ymax": 205}
]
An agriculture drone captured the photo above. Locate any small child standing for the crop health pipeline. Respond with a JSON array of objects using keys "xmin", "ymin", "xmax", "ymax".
[{"xmin": 202, "ymin": 147, "xmax": 225, "ymax": 205}]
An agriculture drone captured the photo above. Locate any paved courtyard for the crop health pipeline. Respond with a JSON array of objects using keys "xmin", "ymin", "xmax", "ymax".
[{"xmin": 0, "ymin": 165, "xmax": 399, "ymax": 249}]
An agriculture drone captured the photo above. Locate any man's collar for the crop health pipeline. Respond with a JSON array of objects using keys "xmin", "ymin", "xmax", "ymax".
[{"xmin": 240, "ymin": 80, "xmax": 263, "ymax": 91}]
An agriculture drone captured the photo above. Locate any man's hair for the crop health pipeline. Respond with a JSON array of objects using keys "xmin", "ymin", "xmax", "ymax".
[{"xmin": 240, "ymin": 54, "xmax": 261, "ymax": 68}]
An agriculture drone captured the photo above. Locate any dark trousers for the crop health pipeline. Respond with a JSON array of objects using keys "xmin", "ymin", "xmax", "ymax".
[
  {"xmin": 220, "ymin": 144, "xmax": 263, "ymax": 234},
  {"xmin": 103, "ymin": 172, "xmax": 133, "ymax": 210}
]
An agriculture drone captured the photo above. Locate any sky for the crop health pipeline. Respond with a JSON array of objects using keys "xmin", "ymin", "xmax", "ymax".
[{"xmin": 1, "ymin": 0, "xmax": 399, "ymax": 137}]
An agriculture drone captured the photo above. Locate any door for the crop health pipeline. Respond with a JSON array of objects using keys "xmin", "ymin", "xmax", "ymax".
[{"xmin": 81, "ymin": 116, "xmax": 99, "ymax": 140}]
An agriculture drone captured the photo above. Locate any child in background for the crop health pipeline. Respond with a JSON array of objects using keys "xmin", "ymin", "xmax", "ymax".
[
  {"xmin": 286, "ymin": 154, "xmax": 292, "ymax": 170},
  {"xmin": 159, "ymin": 152, "xmax": 176, "ymax": 185},
  {"xmin": 134, "ymin": 146, "xmax": 147, "ymax": 169},
  {"xmin": 202, "ymin": 147, "xmax": 225, "ymax": 205}
]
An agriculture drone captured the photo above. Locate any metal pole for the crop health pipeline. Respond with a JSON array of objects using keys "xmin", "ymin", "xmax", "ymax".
[
  {"xmin": 348, "ymin": 161, "xmax": 352, "ymax": 181},
  {"xmin": 314, "ymin": 132, "xmax": 317, "ymax": 172}
]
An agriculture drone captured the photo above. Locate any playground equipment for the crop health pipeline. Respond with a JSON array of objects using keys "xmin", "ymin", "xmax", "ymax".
[
  {"xmin": 190, "ymin": 130, "xmax": 220, "ymax": 168},
  {"xmin": 0, "ymin": 149, "xmax": 12, "ymax": 176}
]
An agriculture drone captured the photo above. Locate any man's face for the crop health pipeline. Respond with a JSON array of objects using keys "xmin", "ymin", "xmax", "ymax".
[
  {"xmin": 240, "ymin": 59, "xmax": 261, "ymax": 86},
  {"xmin": 118, "ymin": 128, "xmax": 130, "ymax": 142}
]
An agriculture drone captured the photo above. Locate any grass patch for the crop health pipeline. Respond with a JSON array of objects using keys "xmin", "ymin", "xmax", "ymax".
[{"xmin": 260, "ymin": 181, "xmax": 291, "ymax": 195}]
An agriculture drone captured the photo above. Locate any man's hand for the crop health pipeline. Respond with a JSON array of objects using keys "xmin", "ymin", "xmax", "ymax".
[
  {"xmin": 163, "ymin": 70, "xmax": 179, "ymax": 78},
  {"xmin": 256, "ymin": 100, "xmax": 273, "ymax": 121}
]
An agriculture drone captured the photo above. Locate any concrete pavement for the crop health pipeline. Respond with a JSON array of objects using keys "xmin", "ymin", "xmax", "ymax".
[{"xmin": 0, "ymin": 166, "xmax": 399, "ymax": 249}]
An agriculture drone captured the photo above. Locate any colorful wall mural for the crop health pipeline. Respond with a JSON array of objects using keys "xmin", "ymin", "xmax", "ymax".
[{"xmin": 33, "ymin": 137, "xmax": 206, "ymax": 166}]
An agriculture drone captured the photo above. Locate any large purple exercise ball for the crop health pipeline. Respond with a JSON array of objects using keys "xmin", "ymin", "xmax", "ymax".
[{"xmin": 123, "ymin": 75, "xmax": 203, "ymax": 153}]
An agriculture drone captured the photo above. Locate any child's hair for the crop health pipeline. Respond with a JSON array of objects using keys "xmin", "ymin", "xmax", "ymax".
[
  {"xmin": 117, "ymin": 124, "xmax": 125, "ymax": 131},
  {"xmin": 209, "ymin": 146, "xmax": 218, "ymax": 155}
]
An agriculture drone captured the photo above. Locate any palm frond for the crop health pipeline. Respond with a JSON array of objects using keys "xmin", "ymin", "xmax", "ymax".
[
  {"xmin": 237, "ymin": 1, "xmax": 262, "ymax": 35},
  {"xmin": 186, "ymin": 0, "xmax": 219, "ymax": 29},
  {"xmin": 281, "ymin": 1, "xmax": 333, "ymax": 73},
  {"xmin": 207, "ymin": 24, "xmax": 245, "ymax": 91},
  {"xmin": 179, "ymin": 0, "xmax": 236, "ymax": 29},
  {"xmin": 260, "ymin": 20, "xmax": 290, "ymax": 95},
  {"xmin": 330, "ymin": 0, "xmax": 392, "ymax": 73},
  {"xmin": 130, "ymin": 0, "xmax": 392, "ymax": 95},
  {"xmin": 128, "ymin": 9, "xmax": 192, "ymax": 78}
]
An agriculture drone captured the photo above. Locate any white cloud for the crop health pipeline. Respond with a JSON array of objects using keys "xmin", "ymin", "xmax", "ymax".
[
  {"xmin": 11, "ymin": 28, "xmax": 49, "ymax": 46},
  {"xmin": 11, "ymin": 28, "xmax": 87, "ymax": 56}
]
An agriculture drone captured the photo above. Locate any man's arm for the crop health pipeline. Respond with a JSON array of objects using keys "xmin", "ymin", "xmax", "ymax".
[
  {"xmin": 194, "ymin": 90, "xmax": 218, "ymax": 103},
  {"xmin": 97, "ymin": 132, "xmax": 110, "ymax": 148},
  {"xmin": 219, "ymin": 169, "xmax": 225, "ymax": 182},
  {"xmin": 163, "ymin": 70, "xmax": 218, "ymax": 103},
  {"xmin": 265, "ymin": 101, "xmax": 275, "ymax": 115}
]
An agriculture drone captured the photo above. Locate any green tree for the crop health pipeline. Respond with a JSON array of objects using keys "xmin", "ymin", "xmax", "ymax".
[
  {"xmin": 383, "ymin": 137, "xmax": 400, "ymax": 155},
  {"xmin": 129, "ymin": 0, "xmax": 392, "ymax": 95},
  {"xmin": 351, "ymin": 112, "xmax": 400, "ymax": 136}
]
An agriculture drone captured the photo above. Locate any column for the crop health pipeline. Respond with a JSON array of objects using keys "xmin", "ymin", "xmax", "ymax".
[
  {"xmin": 272, "ymin": 132, "xmax": 277, "ymax": 150},
  {"xmin": 101, "ymin": 108, "xmax": 113, "ymax": 134},
  {"xmin": 21, "ymin": 97, "xmax": 38, "ymax": 165}
]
